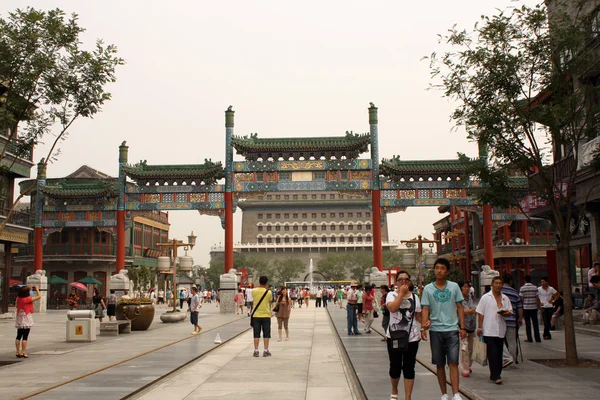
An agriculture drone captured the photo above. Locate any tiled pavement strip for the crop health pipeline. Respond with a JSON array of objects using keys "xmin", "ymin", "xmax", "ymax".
[
  {"xmin": 0, "ymin": 305, "xmax": 247, "ymax": 399},
  {"xmin": 1, "ymin": 305, "xmax": 358, "ymax": 400},
  {"xmin": 2, "ymin": 303, "xmax": 599, "ymax": 400},
  {"xmin": 327, "ymin": 305, "xmax": 600, "ymax": 400},
  {"xmin": 134, "ymin": 305, "xmax": 357, "ymax": 400}
]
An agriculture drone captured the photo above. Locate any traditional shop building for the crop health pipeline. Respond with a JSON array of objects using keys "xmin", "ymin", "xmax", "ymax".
[
  {"xmin": 13, "ymin": 165, "xmax": 169, "ymax": 301},
  {"xmin": 0, "ymin": 129, "xmax": 35, "ymax": 313},
  {"xmin": 433, "ymin": 205, "xmax": 555, "ymax": 290}
]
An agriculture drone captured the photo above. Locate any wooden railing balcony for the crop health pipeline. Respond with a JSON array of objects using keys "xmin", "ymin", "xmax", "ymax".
[
  {"xmin": 18, "ymin": 244, "xmax": 116, "ymax": 257},
  {"xmin": 0, "ymin": 131, "xmax": 34, "ymax": 162},
  {"xmin": 528, "ymin": 155, "xmax": 575, "ymax": 191},
  {"xmin": 0, "ymin": 208, "xmax": 31, "ymax": 229},
  {"xmin": 132, "ymin": 210, "xmax": 169, "ymax": 224}
]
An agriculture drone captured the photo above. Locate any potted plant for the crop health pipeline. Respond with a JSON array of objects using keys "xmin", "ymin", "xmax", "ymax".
[
  {"xmin": 116, "ymin": 298, "xmax": 155, "ymax": 330},
  {"xmin": 160, "ymin": 308, "xmax": 187, "ymax": 323}
]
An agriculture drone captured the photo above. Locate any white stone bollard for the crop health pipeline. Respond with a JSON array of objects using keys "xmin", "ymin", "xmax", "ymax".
[
  {"xmin": 219, "ymin": 268, "xmax": 240, "ymax": 314},
  {"xmin": 26, "ymin": 270, "xmax": 47, "ymax": 313}
]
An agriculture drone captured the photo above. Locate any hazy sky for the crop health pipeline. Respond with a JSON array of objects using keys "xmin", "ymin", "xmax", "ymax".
[{"xmin": 4, "ymin": 0, "xmax": 538, "ymax": 267}]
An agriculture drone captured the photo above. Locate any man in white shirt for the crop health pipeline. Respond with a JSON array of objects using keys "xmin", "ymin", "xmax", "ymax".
[
  {"xmin": 538, "ymin": 277, "xmax": 558, "ymax": 340},
  {"xmin": 189, "ymin": 287, "xmax": 202, "ymax": 335},
  {"xmin": 476, "ymin": 276, "xmax": 513, "ymax": 384},
  {"xmin": 346, "ymin": 282, "xmax": 360, "ymax": 335},
  {"xmin": 245, "ymin": 284, "xmax": 254, "ymax": 317}
]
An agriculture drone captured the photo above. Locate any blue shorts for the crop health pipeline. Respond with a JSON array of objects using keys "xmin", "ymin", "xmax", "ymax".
[{"xmin": 430, "ymin": 330, "xmax": 460, "ymax": 366}]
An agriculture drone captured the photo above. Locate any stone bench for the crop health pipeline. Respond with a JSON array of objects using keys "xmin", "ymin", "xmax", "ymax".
[{"xmin": 100, "ymin": 321, "xmax": 131, "ymax": 336}]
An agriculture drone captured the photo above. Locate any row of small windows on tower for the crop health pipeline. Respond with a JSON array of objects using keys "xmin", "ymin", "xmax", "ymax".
[
  {"xmin": 257, "ymin": 236, "xmax": 372, "ymax": 244},
  {"xmin": 261, "ymin": 193, "xmax": 348, "ymax": 201},
  {"xmin": 258, "ymin": 212, "xmax": 370, "ymax": 219},
  {"xmin": 258, "ymin": 224, "xmax": 370, "ymax": 232}
]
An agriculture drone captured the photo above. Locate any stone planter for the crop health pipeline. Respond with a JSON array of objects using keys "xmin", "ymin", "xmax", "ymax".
[
  {"xmin": 116, "ymin": 303, "xmax": 155, "ymax": 331},
  {"xmin": 160, "ymin": 311, "xmax": 187, "ymax": 323}
]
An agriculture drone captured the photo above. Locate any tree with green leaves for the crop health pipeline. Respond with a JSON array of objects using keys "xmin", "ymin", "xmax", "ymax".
[
  {"xmin": 272, "ymin": 257, "xmax": 306, "ymax": 285},
  {"xmin": 427, "ymin": 1, "xmax": 600, "ymax": 365},
  {"xmin": 236, "ymin": 254, "xmax": 274, "ymax": 284},
  {"xmin": 346, "ymin": 251, "xmax": 375, "ymax": 281},
  {"xmin": 317, "ymin": 253, "xmax": 349, "ymax": 281},
  {"xmin": 0, "ymin": 7, "xmax": 123, "ymax": 232}
]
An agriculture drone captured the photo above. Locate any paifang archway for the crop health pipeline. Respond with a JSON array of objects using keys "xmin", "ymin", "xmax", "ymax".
[{"xmin": 30, "ymin": 104, "xmax": 527, "ymax": 274}]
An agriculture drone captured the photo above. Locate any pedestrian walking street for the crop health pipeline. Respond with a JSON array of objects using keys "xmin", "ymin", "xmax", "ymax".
[{"xmin": 1, "ymin": 304, "xmax": 600, "ymax": 399}]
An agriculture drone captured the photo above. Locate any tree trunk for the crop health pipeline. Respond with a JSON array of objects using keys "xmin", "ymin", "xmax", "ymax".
[{"xmin": 557, "ymin": 241, "xmax": 578, "ymax": 366}]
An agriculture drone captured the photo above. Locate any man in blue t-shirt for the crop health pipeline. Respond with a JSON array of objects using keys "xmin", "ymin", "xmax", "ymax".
[{"xmin": 421, "ymin": 258, "xmax": 466, "ymax": 400}]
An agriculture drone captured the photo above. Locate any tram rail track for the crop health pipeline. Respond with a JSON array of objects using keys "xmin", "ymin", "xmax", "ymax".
[
  {"xmin": 18, "ymin": 316, "xmax": 250, "ymax": 400},
  {"xmin": 332, "ymin": 305, "xmax": 474, "ymax": 400}
]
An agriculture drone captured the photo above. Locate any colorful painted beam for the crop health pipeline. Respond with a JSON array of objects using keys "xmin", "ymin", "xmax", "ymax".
[
  {"xmin": 233, "ymin": 180, "xmax": 372, "ymax": 192},
  {"xmin": 42, "ymin": 220, "xmax": 117, "ymax": 228},
  {"xmin": 125, "ymin": 184, "xmax": 224, "ymax": 194},
  {"xmin": 124, "ymin": 201, "xmax": 225, "ymax": 211},
  {"xmin": 382, "ymin": 198, "xmax": 478, "ymax": 207},
  {"xmin": 233, "ymin": 159, "xmax": 373, "ymax": 172}
]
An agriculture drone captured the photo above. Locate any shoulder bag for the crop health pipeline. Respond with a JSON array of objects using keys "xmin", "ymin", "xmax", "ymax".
[
  {"xmin": 389, "ymin": 294, "xmax": 415, "ymax": 352},
  {"xmin": 250, "ymin": 288, "xmax": 270, "ymax": 327}
]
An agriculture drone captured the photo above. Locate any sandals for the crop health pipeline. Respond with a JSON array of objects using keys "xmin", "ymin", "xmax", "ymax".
[
  {"xmin": 22, "ymin": 354, "xmax": 29, "ymax": 358},
  {"xmin": 390, "ymin": 395, "xmax": 398, "ymax": 399},
  {"xmin": 16, "ymin": 353, "xmax": 22, "ymax": 358}
]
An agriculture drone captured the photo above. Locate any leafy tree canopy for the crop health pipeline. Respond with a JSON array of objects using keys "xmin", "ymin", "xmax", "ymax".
[
  {"xmin": 427, "ymin": 0, "xmax": 598, "ymax": 365},
  {"xmin": 0, "ymin": 7, "xmax": 124, "ymax": 163}
]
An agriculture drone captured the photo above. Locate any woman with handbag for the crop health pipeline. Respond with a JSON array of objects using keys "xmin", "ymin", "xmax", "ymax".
[
  {"xmin": 362, "ymin": 285, "xmax": 376, "ymax": 333},
  {"xmin": 457, "ymin": 281, "xmax": 477, "ymax": 377},
  {"xmin": 385, "ymin": 272, "xmax": 422, "ymax": 400},
  {"xmin": 274, "ymin": 286, "xmax": 292, "ymax": 341},
  {"xmin": 92, "ymin": 288, "xmax": 106, "ymax": 322}
]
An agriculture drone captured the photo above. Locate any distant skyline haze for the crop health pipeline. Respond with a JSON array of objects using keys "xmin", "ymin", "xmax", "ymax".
[{"xmin": 3, "ymin": 0, "xmax": 539, "ymax": 267}]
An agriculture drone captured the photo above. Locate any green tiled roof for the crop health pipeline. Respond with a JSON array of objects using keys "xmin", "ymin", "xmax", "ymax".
[
  {"xmin": 122, "ymin": 161, "xmax": 225, "ymax": 180},
  {"xmin": 506, "ymin": 176, "xmax": 529, "ymax": 189},
  {"xmin": 40, "ymin": 180, "xmax": 117, "ymax": 198},
  {"xmin": 380, "ymin": 158, "xmax": 468, "ymax": 174},
  {"xmin": 231, "ymin": 132, "xmax": 371, "ymax": 154}
]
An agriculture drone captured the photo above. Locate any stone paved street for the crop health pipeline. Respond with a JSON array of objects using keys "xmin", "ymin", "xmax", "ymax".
[
  {"xmin": 134, "ymin": 305, "xmax": 355, "ymax": 400},
  {"xmin": 328, "ymin": 305, "xmax": 600, "ymax": 400},
  {"xmin": 1, "ymin": 303, "xmax": 600, "ymax": 399}
]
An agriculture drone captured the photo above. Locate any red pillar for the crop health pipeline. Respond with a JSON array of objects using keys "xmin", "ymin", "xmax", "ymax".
[
  {"xmin": 483, "ymin": 204, "xmax": 494, "ymax": 268},
  {"xmin": 34, "ymin": 227, "xmax": 43, "ymax": 271},
  {"xmin": 224, "ymin": 191, "xmax": 234, "ymax": 273},
  {"xmin": 372, "ymin": 190, "xmax": 383, "ymax": 270},
  {"xmin": 116, "ymin": 210, "xmax": 125, "ymax": 272},
  {"xmin": 450, "ymin": 206, "xmax": 457, "ymax": 268},
  {"xmin": 464, "ymin": 211, "xmax": 471, "ymax": 281}
]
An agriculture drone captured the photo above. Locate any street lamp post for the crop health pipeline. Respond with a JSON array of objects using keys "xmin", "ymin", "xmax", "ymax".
[
  {"xmin": 401, "ymin": 234, "xmax": 437, "ymax": 286},
  {"xmin": 157, "ymin": 231, "xmax": 197, "ymax": 313}
]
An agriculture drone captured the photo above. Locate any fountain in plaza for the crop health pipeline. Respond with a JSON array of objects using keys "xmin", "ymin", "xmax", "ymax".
[{"xmin": 309, "ymin": 258, "xmax": 314, "ymax": 292}]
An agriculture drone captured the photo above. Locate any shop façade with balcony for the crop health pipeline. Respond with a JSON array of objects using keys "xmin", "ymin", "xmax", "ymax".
[
  {"xmin": 433, "ymin": 205, "xmax": 555, "ymax": 291},
  {"xmin": 12, "ymin": 165, "xmax": 170, "ymax": 306}
]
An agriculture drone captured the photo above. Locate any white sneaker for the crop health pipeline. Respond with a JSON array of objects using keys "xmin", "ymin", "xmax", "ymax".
[
  {"xmin": 452, "ymin": 394, "xmax": 463, "ymax": 400},
  {"xmin": 441, "ymin": 395, "xmax": 449, "ymax": 400}
]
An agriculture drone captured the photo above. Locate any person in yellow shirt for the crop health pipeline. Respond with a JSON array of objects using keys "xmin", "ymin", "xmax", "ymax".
[{"xmin": 251, "ymin": 276, "xmax": 273, "ymax": 357}]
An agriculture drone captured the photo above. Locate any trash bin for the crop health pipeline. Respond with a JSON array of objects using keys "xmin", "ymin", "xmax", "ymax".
[{"xmin": 66, "ymin": 310, "xmax": 96, "ymax": 342}]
